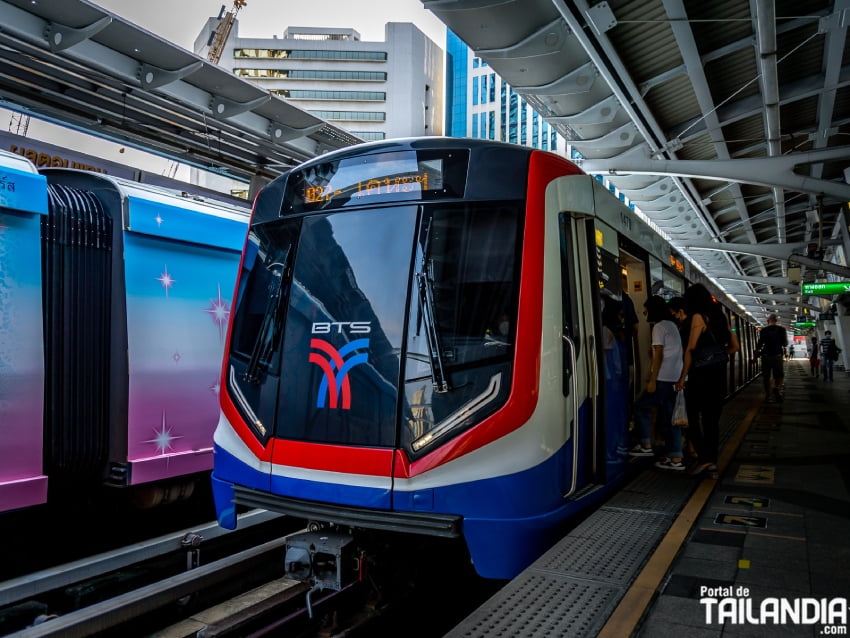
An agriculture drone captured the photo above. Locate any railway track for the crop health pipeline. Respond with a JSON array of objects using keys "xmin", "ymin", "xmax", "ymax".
[
  {"xmin": 2, "ymin": 512, "xmax": 500, "ymax": 637},
  {"xmin": 0, "ymin": 510, "xmax": 305, "ymax": 637}
]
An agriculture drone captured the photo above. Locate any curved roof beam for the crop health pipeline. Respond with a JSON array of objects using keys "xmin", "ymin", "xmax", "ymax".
[
  {"xmin": 45, "ymin": 15, "xmax": 112, "ymax": 52},
  {"xmin": 578, "ymin": 148, "xmax": 850, "ymax": 201},
  {"xmin": 552, "ymin": 0, "xmax": 737, "ymax": 274}
]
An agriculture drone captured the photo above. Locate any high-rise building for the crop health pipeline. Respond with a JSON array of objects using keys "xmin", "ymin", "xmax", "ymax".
[
  {"xmin": 195, "ymin": 22, "xmax": 444, "ymax": 142},
  {"xmin": 445, "ymin": 30, "xmax": 567, "ymax": 155}
]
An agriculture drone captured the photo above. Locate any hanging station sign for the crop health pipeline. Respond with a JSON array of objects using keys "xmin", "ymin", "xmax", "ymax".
[{"xmin": 801, "ymin": 282, "xmax": 850, "ymax": 295}]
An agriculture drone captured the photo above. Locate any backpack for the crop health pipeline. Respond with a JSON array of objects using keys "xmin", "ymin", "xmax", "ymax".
[{"xmin": 827, "ymin": 341, "xmax": 840, "ymax": 361}]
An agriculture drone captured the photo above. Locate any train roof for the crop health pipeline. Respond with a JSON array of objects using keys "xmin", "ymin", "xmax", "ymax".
[
  {"xmin": 287, "ymin": 137, "xmax": 537, "ymax": 169},
  {"xmin": 40, "ymin": 168, "xmax": 250, "ymax": 219},
  {"xmin": 0, "ymin": 148, "xmax": 39, "ymax": 174},
  {"xmin": 41, "ymin": 167, "xmax": 249, "ymax": 252},
  {"xmin": 0, "ymin": 149, "xmax": 49, "ymax": 216}
]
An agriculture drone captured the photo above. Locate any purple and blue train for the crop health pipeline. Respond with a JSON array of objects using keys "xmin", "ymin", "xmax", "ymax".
[{"xmin": 0, "ymin": 149, "xmax": 249, "ymax": 512}]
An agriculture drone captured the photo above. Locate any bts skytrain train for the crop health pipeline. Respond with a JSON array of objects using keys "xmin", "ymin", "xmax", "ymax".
[
  {"xmin": 0, "ymin": 149, "xmax": 249, "ymax": 513},
  {"xmin": 210, "ymin": 138, "xmax": 758, "ymax": 579}
]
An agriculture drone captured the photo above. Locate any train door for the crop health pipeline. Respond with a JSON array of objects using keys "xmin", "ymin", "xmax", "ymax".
[
  {"xmin": 549, "ymin": 175, "xmax": 639, "ymax": 488},
  {"xmin": 556, "ymin": 212, "xmax": 602, "ymax": 494}
]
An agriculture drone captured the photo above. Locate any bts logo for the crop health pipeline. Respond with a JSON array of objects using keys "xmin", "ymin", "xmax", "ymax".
[
  {"xmin": 309, "ymin": 337, "xmax": 370, "ymax": 410},
  {"xmin": 311, "ymin": 321, "xmax": 371, "ymax": 334}
]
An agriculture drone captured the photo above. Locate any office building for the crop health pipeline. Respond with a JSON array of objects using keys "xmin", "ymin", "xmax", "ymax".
[{"xmin": 195, "ymin": 22, "xmax": 444, "ymax": 142}]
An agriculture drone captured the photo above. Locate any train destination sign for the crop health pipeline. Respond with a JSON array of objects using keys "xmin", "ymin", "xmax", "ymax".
[
  {"xmin": 285, "ymin": 149, "xmax": 470, "ymax": 213},
  {"xmin": 801, "ymin": 281, "xmax": 850, "ymax": 295}
]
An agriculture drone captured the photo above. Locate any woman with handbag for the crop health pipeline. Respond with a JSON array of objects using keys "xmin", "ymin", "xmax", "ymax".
[{"xmin": 674, "ymin": 283, "xmax": 740, "ymax": 476}]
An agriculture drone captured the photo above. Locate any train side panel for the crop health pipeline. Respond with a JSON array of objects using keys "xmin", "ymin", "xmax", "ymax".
[
  {"xmin": 122, "ymin": 195, "xmax": 248, "ymax": 484},
  {"xmin": 40, "ymin": 169, "xmax": 248, "ymax": 489},
  {"xmin": 0, "ymin": 154, "xmax": 48, "ymax": 512}
]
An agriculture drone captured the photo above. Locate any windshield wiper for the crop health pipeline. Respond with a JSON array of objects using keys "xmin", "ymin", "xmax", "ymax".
[
  {"xmin": 415, "ymin": 222, "xmax": 450, "ymax": 393},
  {"xmin": 244, "ymin": 250, "xmax": 291, "ymax": 383}
]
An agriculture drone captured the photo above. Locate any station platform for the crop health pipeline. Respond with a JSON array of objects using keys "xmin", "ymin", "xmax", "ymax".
[{"xmin": 446, "ymin": 358, "xmax": 850, "ymax": 637}]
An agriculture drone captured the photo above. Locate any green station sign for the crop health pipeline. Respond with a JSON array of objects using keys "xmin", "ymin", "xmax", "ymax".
[
  {"xmin": 801, "ymin": 281, "xmax": 850, "ymax": 295},
  {"xmin": 794, "ymin": 321, "xmax": 816, "ymax": 328}
]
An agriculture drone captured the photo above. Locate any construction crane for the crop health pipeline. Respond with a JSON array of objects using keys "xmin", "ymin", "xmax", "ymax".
[
  {"xmin": 206, "ymin": 0, "xmax": 247, "ymax": 64},
  {"xmin": 8, "ymin": 111, "xmax": 30, "ymax": 136}
]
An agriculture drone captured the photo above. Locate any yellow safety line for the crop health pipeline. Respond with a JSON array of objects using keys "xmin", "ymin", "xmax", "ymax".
[
  {"xmin": 596, "ymin": 396, "xmax": 762, "ymax": 638},
  {"xmin": 746, "ymin": 531, "xmax": 806, "ymax": 542}
]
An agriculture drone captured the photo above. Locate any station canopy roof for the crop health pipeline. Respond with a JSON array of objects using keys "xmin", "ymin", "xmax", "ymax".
[
  {"xmin": 425, "ymin": 0, "xmax": 850, "ymax": 325},
  {"xmin": 0, "ymin": 0, "xmax": 362, "ymax": 185}
]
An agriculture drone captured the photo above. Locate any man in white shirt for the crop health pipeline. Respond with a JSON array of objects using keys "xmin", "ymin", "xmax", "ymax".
[{"xmin": 628, "ymin": 296, "xmax": 685, "ymax": 470}]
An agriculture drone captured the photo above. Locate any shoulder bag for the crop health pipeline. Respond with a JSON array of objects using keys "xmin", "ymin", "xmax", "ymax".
[{"xmin": 692, "ymin": 317, "xmax": 729, "ymax": 369}]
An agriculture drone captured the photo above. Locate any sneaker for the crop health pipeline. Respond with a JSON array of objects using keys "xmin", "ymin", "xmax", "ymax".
[
  {"xmin": 773, "ymin": 388, "xmax": 783, "ymax": 402},
  {"xmin": 765, "ymin": 396, "xmax": 776, "ymax": 404},
  {"xmin": 629, "ymin": 445, "xmax": 654, "ymax": 457},
  {"xmin": 656, "ymin": 459, "xmax": 685, "ymax": 471}
]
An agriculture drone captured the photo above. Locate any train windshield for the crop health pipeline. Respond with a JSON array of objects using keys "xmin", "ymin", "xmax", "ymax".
[
  {"xmin": 227, "ymin": 200, "xmax": 521, "ymax": 455},
  {"xmin": 403, "ymin": 203, "xmax": 520, "ymax": 453}
]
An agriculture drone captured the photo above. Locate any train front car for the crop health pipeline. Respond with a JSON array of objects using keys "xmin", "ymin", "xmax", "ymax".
[{"xmin": 212, "ymin": 138, "xmax": 632, "ymax": 579}]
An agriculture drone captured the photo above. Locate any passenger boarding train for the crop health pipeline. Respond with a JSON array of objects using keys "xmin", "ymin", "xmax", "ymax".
[
  {"xmin": 0, "ymin": 149, "xmax": 249, "ymax": 513},
  {"xmin": 210, "ymin": 138, "xmax": 758, "ymax": 579}
]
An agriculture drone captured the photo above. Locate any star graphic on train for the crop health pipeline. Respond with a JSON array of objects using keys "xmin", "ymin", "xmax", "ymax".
[
  {"xmin": 204, "ymin": 284, "xmax": 230, "ymax": 341},
  {"xmin": 156, "ymin": 265, "xmax": 175, "ymax": 298},
  {"xmin": 145, "ymin": 412, "xmax": 182, "ymax": 454}
]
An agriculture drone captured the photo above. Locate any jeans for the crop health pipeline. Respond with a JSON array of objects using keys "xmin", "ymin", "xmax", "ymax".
[
  {"xmin": 822, "ymin": 357, "xmax": 834, "ymax": 380},
  {"xmin": 632, "ymin": 380, "xmax": 682, "ymax": 459}
]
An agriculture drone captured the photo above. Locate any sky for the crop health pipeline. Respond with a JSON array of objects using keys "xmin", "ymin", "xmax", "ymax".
[{"xmin": 3, "ymin": 0, "xmax": 447, "ymax": 180}]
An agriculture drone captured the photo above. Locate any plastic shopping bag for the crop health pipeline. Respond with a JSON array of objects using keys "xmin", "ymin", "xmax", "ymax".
[{"xmin": 672, "ymin": 390, "xmax": 688, "ymax": 427}]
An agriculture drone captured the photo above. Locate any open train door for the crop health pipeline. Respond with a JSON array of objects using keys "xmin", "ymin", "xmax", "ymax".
[
  {"xmin": 545, "ymin": 176, "xmax": 605, "ymax": 495},
  {"xmin": 547, "ymin": 175, "xmax": 633, "ymax": 492}
]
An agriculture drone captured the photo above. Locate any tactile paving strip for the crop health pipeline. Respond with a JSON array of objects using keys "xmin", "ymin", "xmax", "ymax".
[
  {"xmin": 447, "ymin": 572, "xmax": 622, "ymax": 638},
  {"xmin": 447, "ymin": 508, "xmax": 672, "ymax": 637},
  {"xmin": 533, "ymin": 508, "xmax": 671, "ymax": 583},
  {"xmin": 604, "ymin": 469, "xmax": 696, "ymax": 515}
]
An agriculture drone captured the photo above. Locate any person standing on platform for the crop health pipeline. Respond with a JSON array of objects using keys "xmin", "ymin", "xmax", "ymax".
[
  {"xmin": 810, "ymin": 336, "xmax": 820, "ymax": 377},
  {"xmin": 820, "ymin": 330, "xmax": 841, "ymax": 381},
  {"xmin": 628, "ymin": 296, "xmax": 684, "ymax": 469},
  {"xmin": 621, "ymin": 288, "xmax": 640, "ymax": 404},
  {"xmin": 675, "ymin": 284, "xmax": 740, "ymax": 476},
  {"xmin": 668, "ymin": 296, "xmax": 689, "ymax": 330},
  {"xmin": 667, "ymin": 296, "xmax": 698, "ymax": 461},
  {"xmin": 756, "ymin": 314, "xmax": 788, "ymax": 403}
]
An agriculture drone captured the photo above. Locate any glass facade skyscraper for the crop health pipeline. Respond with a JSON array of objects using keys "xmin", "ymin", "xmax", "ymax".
[{"xmin": 445, "ymin": 30, "xmax": 565, "ymax": 155}]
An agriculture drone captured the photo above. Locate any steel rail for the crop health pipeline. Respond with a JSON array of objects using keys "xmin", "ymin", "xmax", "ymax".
[
  {"xmin": 10, "ymin": 536, "xmax": 288, "ymax": 637},
  {"xmin": 0, "ymin": 510, "xmax": 281, "ymax": 608}
]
